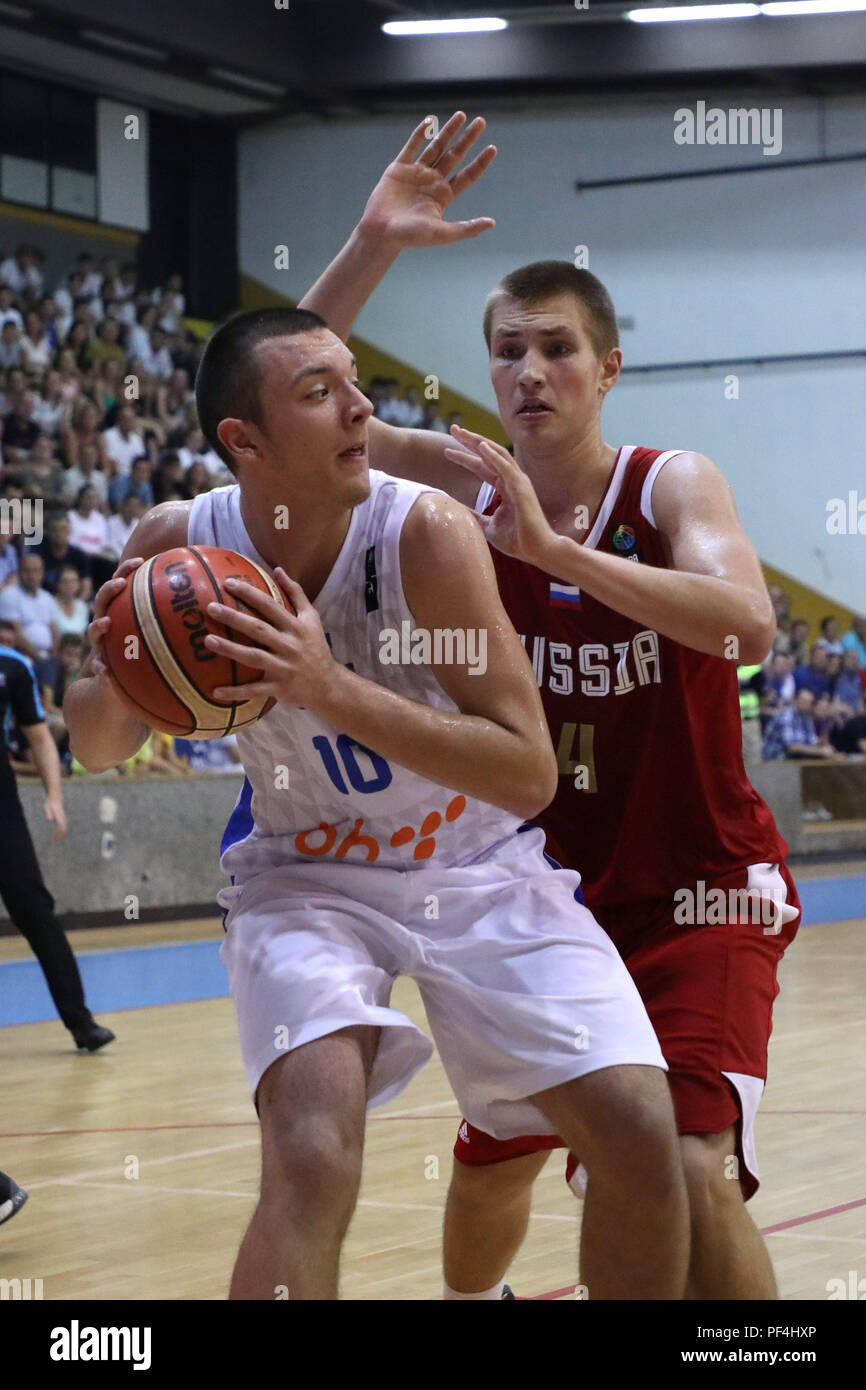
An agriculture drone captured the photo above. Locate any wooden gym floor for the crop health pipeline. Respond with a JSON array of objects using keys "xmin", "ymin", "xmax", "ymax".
[{"xmin": 1, "ymin": 870, "xmax": 864, "ymax": 1300}]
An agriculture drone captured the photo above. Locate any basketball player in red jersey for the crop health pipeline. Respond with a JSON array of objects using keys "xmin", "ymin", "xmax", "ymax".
[{"xmin": 301, "ymin": 112, "xmax": 801, "ymax": 1299}]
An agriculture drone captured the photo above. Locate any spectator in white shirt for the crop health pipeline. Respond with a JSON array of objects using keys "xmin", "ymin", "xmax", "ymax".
[
  {"xmin": 0, "ymin": 285, "xmax": 24, "ymax": 332},
  {"xmin": 53, "ymin": 565, "xmax": 90, "ymax": 637},
  {"xmin": 105, "ymin": 495, "xmax": 144, "ymax": 559},
  {"xmin": 76, "ymin": 253, "xmax": 102, "ymax": 301},
  {"xmin": 62, "ymin": 440, "xmax": 108, "ymax": 508},
  {"xmin": 0, "ymin": 522, "xmax": 19, "ymax": 587},
  {"xmin": 53, "ymin": 271, "xmax": 86, "ymax": 321},
  {"xmin": 0, "ymin": 246, "xmax": 35, "ymax": 298},
  {"xmin": 115, "ymin": 263, "xmax": 138, "ymax": 302},
  {"xmin": 0, "ymin": 320, "xmax": 22, "ymax": 370},
  {"xmin": 0, "ymin": 551, "xmax": 59, "ymax": 659},
  {"xmin": 127, "ymin": 305, "xmax": 159, "ymax": 366},
  {"xmin": 102, "ymin": 405, "xmax": 144, "ymax": 478},
  {"xmin": 177, "ymin": 427, "xmax": 226, "ymax": 478},
  {"xmin": 67, "ymin": 485, "xmax": 109, "ymax": 556},
  {"xmin": 31, "ymin": 371, "xmax": 71, "ymax": 438},
  {"xmin": 815, "ymin": 616, "xmax": 844, "ymax": 658},
  {"xmin": 146, "ymin": 327, "xmax": 174, "ymax": 381},
  {"xmin": 19, "ymin": 312, "xmax": 53, "ymax": 374}
]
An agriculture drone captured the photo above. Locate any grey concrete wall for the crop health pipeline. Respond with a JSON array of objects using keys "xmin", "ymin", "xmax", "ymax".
[
  {"xmin": 2, "ymin": 763, "xmax": 862, "ymax": 926},
  {"xmin": 2, "ymin": 774, "xmax": 244, "ymax": 922}
]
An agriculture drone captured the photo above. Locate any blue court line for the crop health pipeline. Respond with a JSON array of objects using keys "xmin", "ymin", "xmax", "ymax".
[
  {"xmin": 0, "ymin": 939, "xmax": 228, "ymax": 1027},
  {"xmin": 1, "ymin": 876, "xmax": 863, "ymax": 1026},
  {"xmin": 797, "ymin": 875, "xmax": 866, "ymax": 926}
]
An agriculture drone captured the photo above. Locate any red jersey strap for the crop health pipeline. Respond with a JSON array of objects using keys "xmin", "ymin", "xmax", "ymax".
[{"xmin": 475, "ymin": 447, "xmax": 691, "ymax": 537}]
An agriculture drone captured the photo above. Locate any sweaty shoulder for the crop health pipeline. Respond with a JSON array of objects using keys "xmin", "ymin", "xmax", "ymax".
[
  {"xmin": 400, "ymin": 490, "xmax": 486, "ymax": 565},
  {"xmin": 119, "ymin": 499, "xmax": 193, "ymax": 563}
]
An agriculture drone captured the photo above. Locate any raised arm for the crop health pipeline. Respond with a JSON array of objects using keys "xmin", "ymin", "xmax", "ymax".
[{"xmin": 299, "ymin": 111, "xmax": 496, "ymax": 341}]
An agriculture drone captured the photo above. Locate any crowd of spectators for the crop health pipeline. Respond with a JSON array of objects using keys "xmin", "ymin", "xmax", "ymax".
[
  {"xmin": 743, "ymin": 588, "xmax": 866, "ymax": 772},
  {"xmin": 1, "ymin": 243, "xmax": 862, "ymax": 790},
  {"xmin": 367, "ymin": 375, "xmax": 463, "ymax": 434},
  {"xmin": 0, "ymin": 242, "xmax": 235, "ymax": 776}
]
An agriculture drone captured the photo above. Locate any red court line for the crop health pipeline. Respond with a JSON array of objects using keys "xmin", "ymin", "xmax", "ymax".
[
  {"xmin": 527, "ymin": 1195, "xmax": 866, "ymax": 1300},
  {"xmin": 761, "ymin": 1195, "xmax": 866, "ymax": 1234},
  {"xmin": 0, "ymin": 1114, "xmax": 462, "ymax": 1138}
]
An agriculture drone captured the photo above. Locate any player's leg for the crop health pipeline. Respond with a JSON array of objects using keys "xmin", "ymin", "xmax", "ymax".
[
  {"xmin": 416, "ymin": 846, "xmax": 688, "ymax": 1300},
  {"xmin": 680, "ymin": 1126, "xmax": 777, "ymax": 1299},
  {"xmin": 0, "ymin": 785, "xmax": 106, "ymax": 1043},
  {"xmin": 611, "ymin": 861, "xmax": 801, "ymax": 1300},
  {"xmin": 442, "ymin": 1138, "xmax": 552, "ymax": 1297},
  {"xmin": 230, "ymin": 1024, "xmax": 379, "ymax": 1300},
  {"xmin": 530, "ymin": 1063, "xmax": 688, "ymax": 1299}
]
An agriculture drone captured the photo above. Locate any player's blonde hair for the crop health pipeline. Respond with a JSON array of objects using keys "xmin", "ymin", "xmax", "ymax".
[{"xmin": 483, "ymin": 261, "xmax": 619, "ymax": 362}]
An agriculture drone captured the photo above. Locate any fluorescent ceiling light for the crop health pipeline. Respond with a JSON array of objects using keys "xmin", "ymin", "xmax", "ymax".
[
  {"xmin": 761, "ymin": 0, "xmax": 866, "ymax": 12},
  {"xmin": 627, "ymin": 4, "xmax": 759, "ymax": 18},
  {"xmin": 382, "ymin": 17, "xmax": 508, "ymax": 35},
  {"xmin": 209, "ymin": 67, "xmax": 286, "ymax": 97},
  {"xmin": 80, "ymin": 29, "xmax": 168, "ymax": 60}
]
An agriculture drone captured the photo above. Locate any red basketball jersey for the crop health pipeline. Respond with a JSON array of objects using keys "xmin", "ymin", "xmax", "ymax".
[{"xmin": 481, "ymin": 445, "xmax": 787, "ymax": 908}]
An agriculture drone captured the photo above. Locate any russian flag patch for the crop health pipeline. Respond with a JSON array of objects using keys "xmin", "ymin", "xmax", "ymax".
[{"xmin": 549, "ymin": 581, "xmax": 581, "ymax": 608}]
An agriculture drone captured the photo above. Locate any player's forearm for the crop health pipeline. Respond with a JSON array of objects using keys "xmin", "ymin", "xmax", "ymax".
[
  {"xmin": 312, "ymin": 664, "xmax": 555, "ymax": 820},
  {"xmin": 63, "ymin": 668, "xmax": 149, "ymax": 772},
  {"xmin": 298, "ymin": 222, "xmax": 400, "ymax": 342},
  {"xmin": 27, "ymin": 726, "xmax": 63, "ymax": 799},
  {"xmin": 540, "ymin": 535, "xmax": 774, "ymax": 663}
]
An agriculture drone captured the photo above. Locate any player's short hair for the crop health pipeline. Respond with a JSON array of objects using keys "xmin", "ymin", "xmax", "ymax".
[
  {"xmin": 483, "ymin": 261, "xmax": 619, "ymax": 361},
  {"xmin": 195, "ymin": 306, "xmax": 328, "ymax": 471}
]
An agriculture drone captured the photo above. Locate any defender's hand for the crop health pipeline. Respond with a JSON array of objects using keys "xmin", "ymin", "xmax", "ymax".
[
  {"xmin": 444, "ymin": 427, "xmax": 558, "ymax": 569},
  {"xmin": 359, "ymin": 111, "xmax": 496, "ymax": 249}
]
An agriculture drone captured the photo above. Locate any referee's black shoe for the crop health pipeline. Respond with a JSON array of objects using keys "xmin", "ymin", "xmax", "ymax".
[
  {"xmin": 71, "ymin": 1023, "xmax": 116, "ymax": 1052},
  {"xmin": 0, "ymin": 1173, "xmax": 28, "ymax": 1227}
]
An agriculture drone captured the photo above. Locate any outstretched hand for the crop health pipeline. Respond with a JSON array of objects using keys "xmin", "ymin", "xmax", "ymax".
[
  {"xmin": 444, "ymin": 426, "xmax": 558, "ymax": 569},
  {"xmin": 359, "ymin": 111, "xmax": 497, "ymax": 248}
]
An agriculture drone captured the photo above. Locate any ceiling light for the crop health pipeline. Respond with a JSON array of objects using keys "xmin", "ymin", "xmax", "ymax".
[
  {"xmin": 382, "ymin": 17, "xmax": 508, "ymax": 35},
  {"xmin": 80, "ymin": 29, "xmax": 168, "ymax": 60},
  {"xmin": 208, "ymin": 67, "xmax": 286, "ymax": 97},
  {"xmin": 627, "ymin": 4, "xmax": 760, "ymax": 19},
  {"xmin": 761, "ymin": 0, "xmax": 866, "ymax": 12}
]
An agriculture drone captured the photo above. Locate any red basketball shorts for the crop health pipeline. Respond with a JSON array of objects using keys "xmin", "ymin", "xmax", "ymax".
[{"xmin": 453, "ymin": 861, "xmax": 801, "ymax": 1199}]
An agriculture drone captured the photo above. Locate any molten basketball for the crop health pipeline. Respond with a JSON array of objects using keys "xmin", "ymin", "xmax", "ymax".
[{"xmin": 102, "ymin": 545, "xmax": 287, "ymax": 739}]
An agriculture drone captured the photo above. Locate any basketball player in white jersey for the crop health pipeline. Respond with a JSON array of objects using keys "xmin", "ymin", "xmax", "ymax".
[{"xmin": 64, "ymin": 119, "xmax": 689, "ymax": 1302}]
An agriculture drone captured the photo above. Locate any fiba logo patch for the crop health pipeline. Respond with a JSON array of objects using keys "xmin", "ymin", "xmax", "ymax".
[{"xmin": 612, "ymin": 524, "xmax": 636, "ymax": 553}]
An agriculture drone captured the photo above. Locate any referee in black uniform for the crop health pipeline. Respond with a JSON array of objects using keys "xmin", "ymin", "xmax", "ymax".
[{"xmin": 0, "ymin": 636, "xmax": 114, "ymax": 1051}]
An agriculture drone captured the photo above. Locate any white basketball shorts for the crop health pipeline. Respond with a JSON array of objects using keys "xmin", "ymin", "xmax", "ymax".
[{"xmin": 218, "ymin": 836, "xmax": 666, "ymax": 1141}]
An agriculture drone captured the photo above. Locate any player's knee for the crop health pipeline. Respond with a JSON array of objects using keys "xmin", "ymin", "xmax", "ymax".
[
  {"xmin": 263, "ymin": 1113, "xmax": 364, "ymax": 1212},
  {"xmin": 448, "ymin": 1155, "xmax": 538, "ymax": 1209},
  {"xmin": 681, "ymin": 1133, "xmax": 744, "ymax": 1222}
]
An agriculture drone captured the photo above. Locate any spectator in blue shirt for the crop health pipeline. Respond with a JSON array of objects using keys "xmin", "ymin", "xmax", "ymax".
[
  {"xmin": 762, "ymin": 689, "xmax": 842, "ymax": 761},
  {"xmin": 794, "ymin": 644, "xmax": 832, "ymax": 700},
  {"xmin": 832, "ymin": 649, "xmax": 865, "ymax": 714},
  {"xmin": 107, "ymin": 455, "xmax": 154, "ymax": 511},
  {"xmin": 841, "ymin": 617, "xmax": 866, "ymax": 668}
]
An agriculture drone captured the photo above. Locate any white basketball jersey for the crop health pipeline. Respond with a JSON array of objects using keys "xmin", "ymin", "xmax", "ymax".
[{"xmin": 188, "ymin": 471, "xmax": 531, "ymax": 880}]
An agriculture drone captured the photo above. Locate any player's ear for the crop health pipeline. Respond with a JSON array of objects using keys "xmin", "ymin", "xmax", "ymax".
[
  {"xmin": 598, "ymin": 347, "xmax": 622, "ymax": 397},
  {"xmin": 217, "ymin": 418, "xmax": 257, "ymax": 467}
]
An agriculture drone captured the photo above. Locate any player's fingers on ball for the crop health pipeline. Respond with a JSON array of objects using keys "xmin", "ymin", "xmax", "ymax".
[
  {"xmin": 207, "ymin": 602, "xmax": 281, "ymax": 649},
  {"xmin": 274, "ymin": 569, "xmax": 309, "ymax": 613},
  {"xmin": 222, "ymin": 577, "xmax": 291, "ymax": 626},
  {"xmin": 114, "ymin": 556, "xmax": 144, "ymax": 577},
  {"xmin": 204, "ymin": 632, "xmax": 274, "ymax": 668}
]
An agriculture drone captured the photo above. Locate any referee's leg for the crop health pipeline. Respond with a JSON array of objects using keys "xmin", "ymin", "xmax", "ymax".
[{"xmin": 0, "ymin": 776, "xmax": 107, "ymax": 1042}]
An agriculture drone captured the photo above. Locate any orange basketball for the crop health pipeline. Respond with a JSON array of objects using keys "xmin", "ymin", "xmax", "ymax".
[{"xmin": 102, "ymin": 546, "xmax": 288, "ymax": 739}]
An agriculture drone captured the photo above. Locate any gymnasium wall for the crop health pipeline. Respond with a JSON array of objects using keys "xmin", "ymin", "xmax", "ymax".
[{"xmin": 236, "ymin": 93, "xmax": 866, "ymax": 614}]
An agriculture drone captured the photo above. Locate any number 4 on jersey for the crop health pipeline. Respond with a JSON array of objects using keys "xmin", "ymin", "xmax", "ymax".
[{"xmin": 556, "ymin": 722, "xmax": 597, "ymax": 793}]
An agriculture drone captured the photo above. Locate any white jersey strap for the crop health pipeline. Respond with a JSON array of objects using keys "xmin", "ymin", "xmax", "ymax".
[
  {"xmin": 475, "ymin": 481, "xmax": 496, "ymax": 515},
  {"xmin": 639, "ymin": 450, "xmax": 690, "ymax": 530}
]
